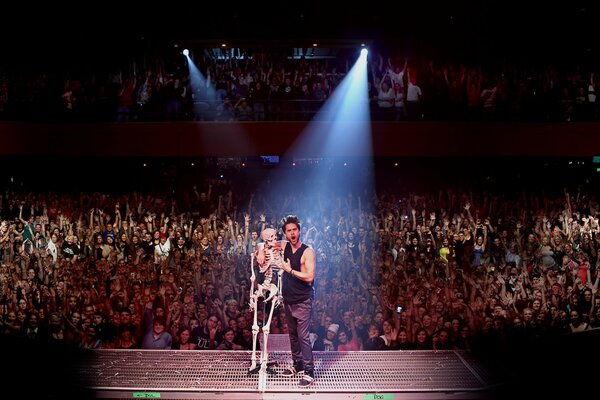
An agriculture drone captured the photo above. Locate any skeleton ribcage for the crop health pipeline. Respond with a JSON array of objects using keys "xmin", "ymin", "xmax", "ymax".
[{"xmin": 262, "ymin": 248, "xmax": 282, "ymax": 287}]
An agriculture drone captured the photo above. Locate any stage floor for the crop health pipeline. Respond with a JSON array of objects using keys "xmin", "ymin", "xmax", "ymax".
[{"xmin": 78, "ymin": 349, "xmax": 512, "ymax": 400}]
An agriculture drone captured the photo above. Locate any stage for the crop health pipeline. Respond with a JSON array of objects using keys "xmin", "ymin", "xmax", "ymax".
[
  {"xmin": 77, "ymin": 349, "xmax": 510, "ymax": 400},
  {"xmin": 4, "ymin": 329, "xmax": 596, "ymax": 400}
]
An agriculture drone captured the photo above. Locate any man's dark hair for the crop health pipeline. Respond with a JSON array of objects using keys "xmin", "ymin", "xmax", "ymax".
[{"xmin": 281, "ymin": 215, "xmax": 301, "ymax": 230}]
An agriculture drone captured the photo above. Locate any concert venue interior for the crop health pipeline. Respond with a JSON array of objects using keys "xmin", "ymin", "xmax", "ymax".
[{"xmin": 1, "ymin": 4, "xmax": 599, "ymax": 399}]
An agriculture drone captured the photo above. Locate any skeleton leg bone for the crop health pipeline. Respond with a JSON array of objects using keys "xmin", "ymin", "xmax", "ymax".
[
  {"xmin": 249, "ymin": 253, "xmax": 259, "ymax": 372},
  {"xmin": 259, "ymin": 284, "xmax": 280, "ymax": 374}
]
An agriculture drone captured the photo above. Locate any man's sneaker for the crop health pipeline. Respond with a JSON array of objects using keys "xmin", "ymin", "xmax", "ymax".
[
  {"xmin": 281, "ymin": 364, "xmax": 303, "ymax": 376},
  {"xmin": 299, "ymin": 370, "xmax": 314, "ymax": 387}
]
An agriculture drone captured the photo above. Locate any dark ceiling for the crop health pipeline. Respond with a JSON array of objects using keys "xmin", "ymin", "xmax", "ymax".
[
  {"xmin": 2, "ymin": 2, "xmax": 599, "ymax": 70},
  {"xmin": 5, "ymin": 2, "xmax": 599, "ymax": 45}
]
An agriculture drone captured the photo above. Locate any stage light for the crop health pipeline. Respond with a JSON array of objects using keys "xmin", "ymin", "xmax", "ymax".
[
  {"xmin": 258, "ymin": 45, "xmax": 373, "ymax": 228},
  {"xmin": 183, "ymin": 49, "xmax": 189, "ymax": 56},
  {"xmin": 360, "ymin": 48, "xmax": 368, "ymax": 57}
]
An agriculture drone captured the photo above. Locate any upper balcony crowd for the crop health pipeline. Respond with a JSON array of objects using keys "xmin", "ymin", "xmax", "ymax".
[{"xmin": 1, "ymin": 44, "xmax": 599, "ymax": 123}]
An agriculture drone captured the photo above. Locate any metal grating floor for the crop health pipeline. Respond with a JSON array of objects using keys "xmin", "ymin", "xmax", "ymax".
[{"xmin": 79, "ymin": 350, "xmax": 506, "ymax": 399}]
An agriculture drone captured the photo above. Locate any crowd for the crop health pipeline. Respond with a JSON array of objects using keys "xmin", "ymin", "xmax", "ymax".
[
  {"xmin": 0, "ymin": 163, "xmax": 597, "ymax": 355},
  {"xmin": 1, "ymin": 45, "xmax": 599, "ymax": 123}
]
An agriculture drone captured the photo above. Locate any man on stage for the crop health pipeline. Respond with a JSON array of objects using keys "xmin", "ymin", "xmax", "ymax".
[{"xmin": 277, "ymin": 215, "xmax": 316, "ymax": 386}]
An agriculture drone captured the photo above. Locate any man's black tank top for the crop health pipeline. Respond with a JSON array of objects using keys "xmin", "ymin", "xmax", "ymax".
[{"xmin": 282, "ymin": 242, "xmax": 313, "ymax": 304}]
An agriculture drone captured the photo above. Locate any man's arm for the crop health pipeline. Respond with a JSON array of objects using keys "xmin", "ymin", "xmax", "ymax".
[
  {"xmin": 283, "ymin": 247, "xmax": 315, "ymax": 283},
  {"xmin": 255, "ymin": 242, "xmax": 267, "ymax": 272},
  {"xmin": 254, "ymin": 241, "xmax": 264, "ymax": 259}
]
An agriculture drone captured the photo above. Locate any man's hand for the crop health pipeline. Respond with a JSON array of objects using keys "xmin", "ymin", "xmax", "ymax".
[{"xmin": 281, "ymin": 259, "xmax": 292, "ymax": 274}]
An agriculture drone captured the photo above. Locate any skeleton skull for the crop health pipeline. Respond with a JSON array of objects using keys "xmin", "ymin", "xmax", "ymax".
[{"xmin": 261, "ymin": 228, "xmax": 278, "ymax": 248}]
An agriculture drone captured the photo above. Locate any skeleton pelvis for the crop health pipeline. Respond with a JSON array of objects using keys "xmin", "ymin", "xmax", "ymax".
[{"xmin": 256, "ymin": 283, "xmax": 278, "ymax": 298}]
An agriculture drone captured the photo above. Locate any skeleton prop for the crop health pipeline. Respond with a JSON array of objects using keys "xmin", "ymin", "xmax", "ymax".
[{"xmin": 248, "ymin": 228, "xmax": 285, "ymax": 381}]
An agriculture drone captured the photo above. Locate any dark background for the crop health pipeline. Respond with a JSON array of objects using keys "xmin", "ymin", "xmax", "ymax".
[
  {"xmin": 2, "ymin": 2, "xmax": 599, "ymax": 70},
  {"xmin": 1, "ymin": 4, "xmax": 598, "ymax": 398}
]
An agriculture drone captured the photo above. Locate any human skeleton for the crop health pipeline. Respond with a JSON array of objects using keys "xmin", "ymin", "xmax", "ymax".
[{"xmin": 248, "ymin": 228, "xmax": 285, "ymax": 378}]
